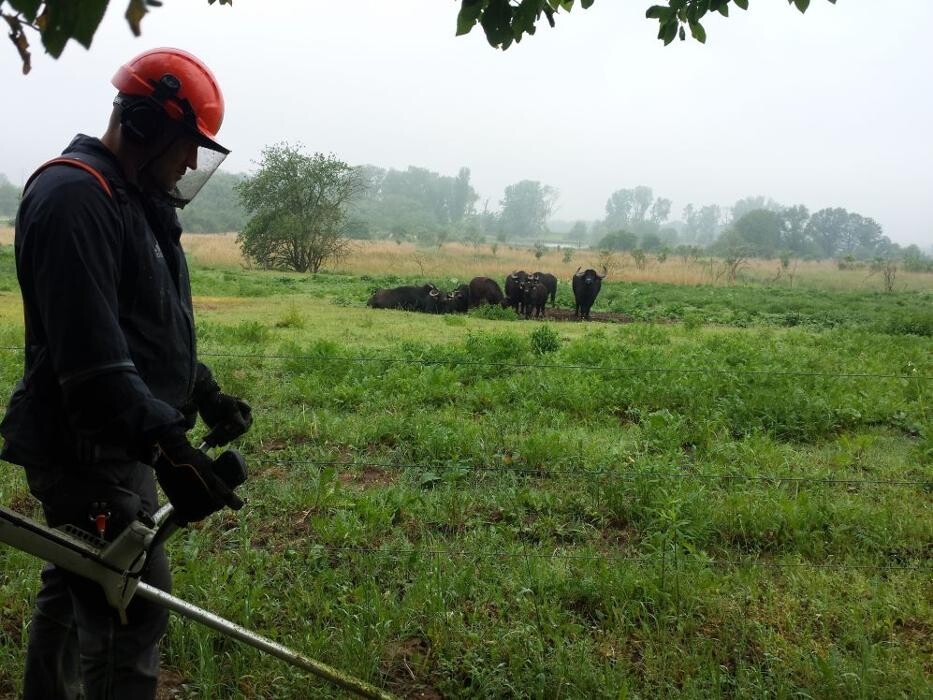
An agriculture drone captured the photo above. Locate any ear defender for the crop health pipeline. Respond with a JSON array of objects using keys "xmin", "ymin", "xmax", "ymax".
[{"xmin": 118, "ymin": 74, "xmax": 183, "ymax": 143}]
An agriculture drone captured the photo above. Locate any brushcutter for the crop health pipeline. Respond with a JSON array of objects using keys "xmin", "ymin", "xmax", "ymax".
[{"xmin": 0, "ymin": 445, "xmax": 395, "ymax": 700}]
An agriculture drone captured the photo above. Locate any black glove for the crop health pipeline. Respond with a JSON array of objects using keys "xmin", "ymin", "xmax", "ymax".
[
  {"xmin": 154, "ymin": 429, "xmax": 244, "ymax": 525},
  {"xmin": 197, "ymin": 390, "xmax": 252, "ymax": 447}
]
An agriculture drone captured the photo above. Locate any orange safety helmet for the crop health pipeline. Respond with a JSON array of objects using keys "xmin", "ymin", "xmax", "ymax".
[{"xmin": 112, "ymin": 47, "xmax": 228, "ymax": 154}]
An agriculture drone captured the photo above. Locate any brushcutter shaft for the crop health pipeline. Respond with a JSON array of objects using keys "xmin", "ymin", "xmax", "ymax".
[{"xmin": 136, "ymin": 583, "xmax": 396, "ymax": 700}]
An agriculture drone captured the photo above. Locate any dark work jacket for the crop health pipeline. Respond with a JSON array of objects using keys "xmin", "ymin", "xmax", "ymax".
[{"xmin": 0, "ymin": 135, "xmax": 207, "ymax": 468}]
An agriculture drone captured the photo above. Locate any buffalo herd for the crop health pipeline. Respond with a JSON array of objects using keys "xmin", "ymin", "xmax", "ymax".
[{"xmin": 367, "ymin": 268, "xmax": 605, "ymax": 320}]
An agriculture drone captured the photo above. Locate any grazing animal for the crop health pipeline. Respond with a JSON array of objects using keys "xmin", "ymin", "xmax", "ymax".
[
  {"xmin": 522, "ymin": 280, "xmax": 548, "ymax": 319},
  {"xmin": 467, "ymin": 276, "xmax": 504, "ymax": 307},
  {"xmin": 571, "ymin": 268, "xmax": 605, "ymax": 320},
  {"xmin": 504, "ymin": 270, "xmax": 529, "ymax": 314},
  {"xmin": 367, "ymin": 284, "xmax": 443, "ymax": 313},
  {"xmin": 445, "ymin": 284, "xmax": 470, "ymax": 313},
  {"xmin": 530, "ymin": 272, "xmax": 557, "ymax": 306}
]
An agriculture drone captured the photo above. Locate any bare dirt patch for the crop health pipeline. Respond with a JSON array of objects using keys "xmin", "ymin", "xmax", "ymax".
[
  {"xmin": 338, "ymin": 467, "xmax": 398, "ymax": 490},
  {"xmin": 156, "ymin": 668, "xmax": 188, "ymax": 699},
  {"xmin": 382, "ymin": 636, "xmax": 444, "ymax": 699},
  {"xmin": 516, "ymin": 308, "xmax": 634, "ymax": 324}
]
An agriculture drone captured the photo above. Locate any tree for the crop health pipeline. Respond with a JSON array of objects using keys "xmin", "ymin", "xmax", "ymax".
[
  {"xmin": 604, "ymin": 186, "xmax": 671, "ymax": 235},
  {"xmin": 3, "ymin": 0, "xmax": 231, "ymax": 74},
  {"xmin": 0, "ymin": 173, "xmax": 20, "ymax": 218},
  {"xmin": 4, "ymin": 0, "xmax": 838, "ymax": 73},
  {"xmin": 681, "ymin": 203, "xmax": 722, "ymax": 245},
  {"xmin": 499, "ymin": 179, "xmax": 557, "ymax": 240},
  {"xmin": 178, "ymin": 170, "xmax": 248, "ymax": 233},
  {"xmin": 236, "ymin": 143, "xmax": 364, "ymax": 273},
  {"xmin": 569, "ymin": 220, "xmax": 588, "ymax": 244},
  {"xmin": 598, "ymin": 230, "xmax": 638, "ymax": 251},
  {"xmin": 731, "ymin": 195, "xmax": 783, "ymax": 223},
  {"xmin": 640, "ymin": 231, "xmax": 663, "ymax": 252},
  {"xmin": 348, "ymin": 164, "xmax": 478, "ymax": 238},
  {"xmin": 779, "ymin": 204, "xmax": 810, "ymax": 255},
  {"xmin": 457, "ymin": 0, "xmax": 837, "ymax": 50},
  {"xmin": 448, "ymin": 167, "xmax": 479, "ymax": 223},
  {"xmin": 804, "ymin": 207, "xmax": 887, "ymax": 259},
  {"xmin": 729, "ymin": 209, "xmax": 784, "ymax": 258}
]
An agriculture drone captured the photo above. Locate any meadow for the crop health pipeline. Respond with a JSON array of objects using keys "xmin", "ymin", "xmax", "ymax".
[{"xmin": 0, "ymin": 231, "xmax": 930, "ymax": 698}]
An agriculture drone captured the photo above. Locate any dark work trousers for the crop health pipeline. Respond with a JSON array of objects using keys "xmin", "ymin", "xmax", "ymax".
[{"xmin": 21, "ymin": 459, "xmax": 171, "ymax": 700}]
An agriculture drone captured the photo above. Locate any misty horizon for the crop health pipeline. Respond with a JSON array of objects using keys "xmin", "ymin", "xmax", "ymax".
[{"xmin": 3, "ymin": 1, "xmax": 931, "ymax": 248}]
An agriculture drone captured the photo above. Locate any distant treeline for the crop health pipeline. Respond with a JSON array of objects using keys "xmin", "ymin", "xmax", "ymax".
[
  {"xmin": 0, "ymin": 174, "xmax": 18, "ymax": 222},
  {"xmin": 1, "ymin": 166, "xmax": 929, "ymax": 267}
]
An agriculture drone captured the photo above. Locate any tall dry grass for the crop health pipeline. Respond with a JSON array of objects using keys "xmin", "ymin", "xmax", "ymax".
[
  {"xmin": 180, "ymin": 234, "xmax": 933, "ymax": 291},
  {"xmin": 4, "ymin": 226, "xmax": 930, "ymax": 291}
]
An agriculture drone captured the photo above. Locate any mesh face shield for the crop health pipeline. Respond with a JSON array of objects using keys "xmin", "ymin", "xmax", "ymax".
[
  {"xmin": 116, "ymin": 91, "xmax": 229, "ymax": 208},
  {"xmin": 167, "ymin": 145, "xmax": 227, "ymax": 208}
]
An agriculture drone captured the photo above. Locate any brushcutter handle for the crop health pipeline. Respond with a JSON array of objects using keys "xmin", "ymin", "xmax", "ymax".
[
  {"xmin": 151, "ymin": 449, "xmax": 248, "ymax": 550},
  {"xmin": 212, "ymin": 449, "xmax": 248, "ymax": 491}
]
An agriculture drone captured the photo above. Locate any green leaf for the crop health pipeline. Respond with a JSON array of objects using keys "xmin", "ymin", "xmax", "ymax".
[
  {"xmin": 581, "ymin": 0, "xmax": 594, "ymax": 8},
  {"xmin": 456, "ymin": 0, "xmax": 486, "ymax": 36},
  {"xmin": 689, "ymin": 19, "xmax": 706, "ymax": 43},
  {"xmin": 734, "ymin": 0, "xmax": 749, "ymax": 9},
  {"xmin": 38, "ymin": 0, "xmax": 108, "ymax": 57},
  {"xmin": 512, "ymin": 0, "xmax": 542, "ymax": 40},
  {"xmin": 792, "ymin": 0, "xmax": 811, "ymax": 12},
  {"xmin": 646, "ymin": 5, "xmax": 673, "ymax": 21},
  {"xmin": 7, "ymin": 0, "xmax": 42, "ymax": 22},
  {"xmin": 480, "ymin": 0, "xmax": 514, "ymax": 48},
  {"xmin": 717, "ymin": 3, "xmax": 729, "ymax": 17}
]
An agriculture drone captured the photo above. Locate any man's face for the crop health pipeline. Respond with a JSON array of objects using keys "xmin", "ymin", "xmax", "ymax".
[{"xmin": 145, "ymin": 130, "xmax": 199, "ymax": 193}]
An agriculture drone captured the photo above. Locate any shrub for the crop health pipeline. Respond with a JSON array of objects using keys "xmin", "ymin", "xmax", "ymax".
[
  {"xmin": 470, "ymin": 305, "xmax": 519, "ymax": 321},
  {"xmin": 878, "ymin": 311, "xmax": 933, "ymax": 337},
  {"xmin": 275, "ymin": 304, "xmax": 305, "ymax": 329},
  {"xmin": 530, "ymin": 324, "xmax": 561, "ymax": 354}
]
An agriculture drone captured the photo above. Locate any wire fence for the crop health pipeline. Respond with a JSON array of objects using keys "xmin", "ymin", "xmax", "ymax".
[
  {"xmin": 1, "ymin": 346, "xmax": 929, "ymax": 381},
  {"xmin": 0, "ymin": 328, "xmax": 930, "ymax": 690},
  {"xmin": 256, "ymin": 456, "xmax": 933, "ymax": 488},
  {"xmin": 300, "ymin": 543, "xmax": 932, "ymax": 573}
]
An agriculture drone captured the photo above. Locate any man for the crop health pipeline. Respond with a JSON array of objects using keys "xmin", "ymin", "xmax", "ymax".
[{"xmin": 0, "ymin": 48, "xmax": 251, "ymax": 699}]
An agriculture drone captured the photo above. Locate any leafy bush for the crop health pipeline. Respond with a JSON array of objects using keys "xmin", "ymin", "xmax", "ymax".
[
  {"xmin": 275, "ymin": 305, "xmax": 305, "ymax": 329},
  {"xmin": 877, "ymin": 311, "xmax": 933, "ymax": 337},
  {"xmin": 530, "ymin": 324, "xmax": 561, "ymax": 354},
  {"xmin": 470, "ymin": 304, "xmax": 519, "ymax": 321},
  {"xmin": 229, "ymin": 320, "xmax": 268, "ymax": 343}
]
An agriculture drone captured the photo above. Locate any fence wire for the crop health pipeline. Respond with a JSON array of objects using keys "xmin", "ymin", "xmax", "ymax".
[
  {"xmin": 0, "ymin": 346, "xmax": 928, "ymax": 381},
  {"xmin": 268, "ymin": 542, "xmax": 932, "ymax": 573},
  {"xmin": 257, "ymin": 456, "xmax": 933, "ymax": 489}
]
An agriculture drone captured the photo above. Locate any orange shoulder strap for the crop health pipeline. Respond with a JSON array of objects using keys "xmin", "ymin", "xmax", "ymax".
[{"xmin": 26, "ymin": 157, "xmax": 114, "ymax": 199}]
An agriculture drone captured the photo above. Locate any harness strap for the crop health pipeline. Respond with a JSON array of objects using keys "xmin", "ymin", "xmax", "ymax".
[{"xmin": 26, "ymin": 157, "xmax": 114, "ymax": 199}]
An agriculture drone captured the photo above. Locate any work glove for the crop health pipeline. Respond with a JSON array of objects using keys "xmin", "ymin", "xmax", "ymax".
[
  {"xmin": 193, "ymin": 378, "xmax": 252, "ymax": 447},
  {"xmin": 154, "ymin": 429, "xmax": 244, "ymax": 525}
]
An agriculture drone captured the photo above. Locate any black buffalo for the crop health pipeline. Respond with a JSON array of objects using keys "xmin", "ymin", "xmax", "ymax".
[
  {"xmin": 571, "ymin": 268, "xmax": 605, "ymax": 320},
  {"xmin": 467, "ymin": 276, "xmax": 504, "ymax": 307},
  {"xmin": 522, "ymin": 280, "xmax": 548, "ymax": 319},
  {"xmin": 530, "ymin": 272, "xmax": 557, "ymax": 306},
  {"xmin": 445, "ymin": 284, "xmax": 470, "ymax": 313},
  {"xmin": 504, "ymin": 270, "xmax": 529, "ymax": 313},
  {"xmin": 367, "ymin": 284, "xmax": 444, "ymax": 313}
]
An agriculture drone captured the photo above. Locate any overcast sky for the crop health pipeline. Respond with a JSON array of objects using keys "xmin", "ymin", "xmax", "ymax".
[{"xmin": 3, "ymin": 1, "xmax": 932, "ymax": 246}]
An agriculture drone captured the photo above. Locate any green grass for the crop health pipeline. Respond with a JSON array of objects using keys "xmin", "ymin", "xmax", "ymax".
[{"xmin": 0, "ymin": 257, "xmax": 930, "ymax": 698}]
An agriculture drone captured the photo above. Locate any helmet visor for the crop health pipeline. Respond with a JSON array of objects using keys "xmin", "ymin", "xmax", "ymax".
[{"xmin": 168, "ymin": 145, "xmax": 227, "ymax": 208}]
